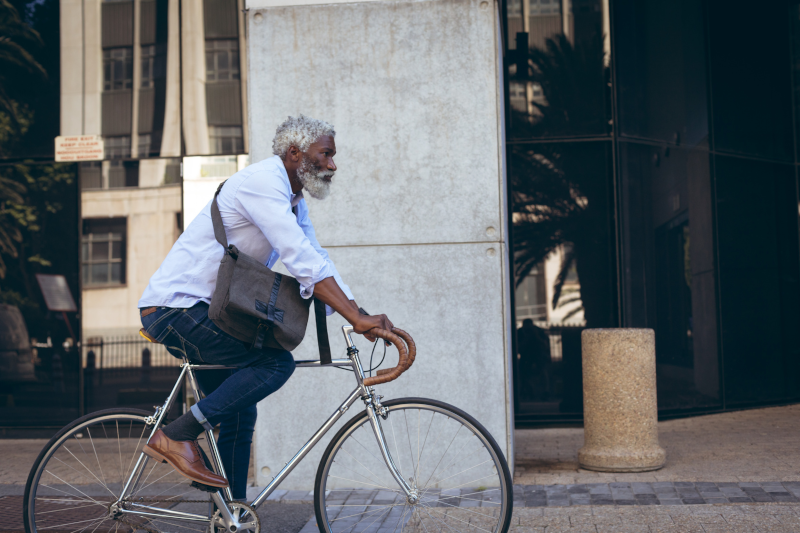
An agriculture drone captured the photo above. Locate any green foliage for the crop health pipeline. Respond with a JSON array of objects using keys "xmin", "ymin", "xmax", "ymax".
[
  {"xmin": 0, "ymin": 161, "xmax": 75, "ymax": 279},
  {"xmin": 0, "ymin": 286, "xmax": 37, "ymax": 313},
  {"xmin": 0, "ymin": 0, "xmax": 46, "ymax": 131}
]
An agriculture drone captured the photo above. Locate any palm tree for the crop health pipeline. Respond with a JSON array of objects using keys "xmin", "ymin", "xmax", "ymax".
[
  {"xmin": 0, "ymin": 173, "xmax": 24, "ymax": 278},
  {"xmin": 0, "ymin": 0, "xmax": 46, "ymax": 128},
  {"xmin": 509, "ymin": 33, "xmax": 615, "ymax": 327},
  {"xmin": 0, "ymin": 0, "xmax": 47, "ymax": 278}
]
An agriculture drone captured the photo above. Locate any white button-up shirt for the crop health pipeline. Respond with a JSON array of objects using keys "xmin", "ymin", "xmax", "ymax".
[{"xmin": 138, "ymin": 156, "xmax": 353, "ymax": 313}]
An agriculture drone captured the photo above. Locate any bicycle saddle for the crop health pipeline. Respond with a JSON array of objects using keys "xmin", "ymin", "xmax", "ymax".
[{"xmin": 139, "ymin": 328, "xmax": 159, "ymax": 343}]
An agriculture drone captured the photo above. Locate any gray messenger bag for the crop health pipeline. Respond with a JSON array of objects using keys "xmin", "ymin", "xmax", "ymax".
[{"xmin": 207, "ymin": 181, "xmax": 331, "ymax": 362}]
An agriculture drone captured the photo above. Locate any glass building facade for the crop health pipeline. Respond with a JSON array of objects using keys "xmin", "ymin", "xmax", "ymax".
[{"xmin": 506, "ymin": 0, "xmax": 800, "ymax": 424}]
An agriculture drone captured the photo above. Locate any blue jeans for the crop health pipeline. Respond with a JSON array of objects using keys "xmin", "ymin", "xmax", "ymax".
[{"xmin": 141, "ymin": 302, "xmax": 295, "ymax": 499}]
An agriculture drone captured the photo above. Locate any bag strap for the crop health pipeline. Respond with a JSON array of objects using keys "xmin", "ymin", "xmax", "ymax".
[
  {"xmin": 211, "ymin": 180, "xmax": 231, "ymax": 251},
  {"xmin": 212, "ymin": 180, "xmax": 332, "ymax": 362},
  {"xmin": 314, "ymin": 298, "xmax": 332, "ymax": 365}
]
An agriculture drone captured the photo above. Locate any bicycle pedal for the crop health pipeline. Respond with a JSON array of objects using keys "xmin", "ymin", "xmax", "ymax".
[{"xmin": 191, "ymin": 480, "xmax": 220, "ymax": 493}]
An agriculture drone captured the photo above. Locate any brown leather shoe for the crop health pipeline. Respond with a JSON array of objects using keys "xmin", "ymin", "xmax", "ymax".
[{"xmin": 143, "ymin": 430, "xmax": 229, "ymax": 488}]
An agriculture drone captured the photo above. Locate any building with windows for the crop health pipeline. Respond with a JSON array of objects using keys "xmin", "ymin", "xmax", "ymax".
[{"xmin": 60, "ymin": 0, "xmax": 249, "ymax": 339}]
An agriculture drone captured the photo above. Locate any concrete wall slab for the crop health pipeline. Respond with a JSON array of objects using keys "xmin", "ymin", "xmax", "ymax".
[
  {"xmin": 247, "ymin": 0, "xmax": 503, "ymax": 247},
  {"xmin": 255, "ymin": 241, "xmax": 510, "ymax": 488}
]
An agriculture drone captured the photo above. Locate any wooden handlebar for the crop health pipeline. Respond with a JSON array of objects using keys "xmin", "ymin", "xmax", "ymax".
[{"xmin": 362, "ymin": 328, "xmax": 416, "ymax": 386}]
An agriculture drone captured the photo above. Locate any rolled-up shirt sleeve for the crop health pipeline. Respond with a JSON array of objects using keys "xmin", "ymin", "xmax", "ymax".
[{"xmin": 234, "ymin": 173, "xmax": 332, "ymax": 299}]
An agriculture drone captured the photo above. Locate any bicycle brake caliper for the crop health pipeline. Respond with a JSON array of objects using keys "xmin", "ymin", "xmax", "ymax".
[
  {"xmin": 374, "ymin": 394, "xmax": 389, "ymax": 419},
  {"xmin": 144, "ymin": 406, "xmax": 162, "ymax": 426}
]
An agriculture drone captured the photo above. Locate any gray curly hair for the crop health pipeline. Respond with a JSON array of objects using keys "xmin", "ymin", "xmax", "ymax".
[{"xmin": 272, "ymin": 114, "xmax": 336, "ymax": 159}]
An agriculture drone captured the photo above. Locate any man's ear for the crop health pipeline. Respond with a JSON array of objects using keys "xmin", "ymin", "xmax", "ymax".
[{"xmin": 288, "ymin": 146, "xmax": 301, "ymax": 162}]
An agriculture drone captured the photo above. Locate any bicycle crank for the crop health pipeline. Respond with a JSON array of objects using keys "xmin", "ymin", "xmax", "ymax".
[{"xmin": 211, "ymin": 502, "xmax": 260, "ymax": 533}]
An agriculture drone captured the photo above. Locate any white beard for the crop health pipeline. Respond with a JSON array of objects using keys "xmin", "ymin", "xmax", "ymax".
[{"xmin": 297, "ymin": 155, "xmax": 333, "ymax": 200}]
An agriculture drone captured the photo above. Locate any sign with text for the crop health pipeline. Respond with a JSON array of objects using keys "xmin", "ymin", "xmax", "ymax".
[
  {"xmin": 54, "ymin": 135, "xmax": 104, "ymax": 162},
  {"xmin": 35, "ymin": 274, "xmax": 78, "ymax": 312}
]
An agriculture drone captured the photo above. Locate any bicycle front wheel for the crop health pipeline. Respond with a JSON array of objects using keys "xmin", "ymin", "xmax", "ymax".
[
  {"xmin": 314, "ymin": 398, "xmax": 513, "ymax": 533},
  {"xmin": 23, "ymin": 408, "xmax": 218, "ymax": 533}
]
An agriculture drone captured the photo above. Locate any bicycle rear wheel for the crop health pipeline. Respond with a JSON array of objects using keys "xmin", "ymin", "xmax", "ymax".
[
  {"xmin": 23, "ymin": 408, "xmax": 218, "ymax": 533},
  {"xmin": 314, "ymin": 398, "xmax": 513, "ymax": 533}
]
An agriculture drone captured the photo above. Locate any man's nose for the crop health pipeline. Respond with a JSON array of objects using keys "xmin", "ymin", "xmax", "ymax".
[{"xmin": 328, "ymin": 158, "xmax": 337, "ymax": 171}]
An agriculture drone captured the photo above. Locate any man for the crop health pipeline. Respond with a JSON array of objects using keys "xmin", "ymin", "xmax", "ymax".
[{"xmin": 137, "ymin": 115, "xmax": 392, "ymax": 500}]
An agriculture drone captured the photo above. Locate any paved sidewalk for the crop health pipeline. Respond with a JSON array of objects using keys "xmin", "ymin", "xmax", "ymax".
[
  {"xmin": 515, "ymin": 404, "xmax": 800, "ymax": 485},
  {"xmin": 4, "ymin": 404, "xmax": 800, "ymax": 532}
]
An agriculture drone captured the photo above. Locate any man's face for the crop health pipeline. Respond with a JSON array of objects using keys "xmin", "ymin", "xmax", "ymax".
[{"xmin": 297, "ymin": 135, "xmax": 337, "ymax": 200}]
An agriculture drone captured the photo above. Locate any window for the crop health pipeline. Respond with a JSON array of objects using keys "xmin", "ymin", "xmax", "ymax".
[
  {"xmin": 104, "ymin": 136, "xmax": 131, "ymax": 159},
  {"xmin": 79, "ymin": 162, "xmax": 102, "ymax": 190},
  {"xmin": 103, "ymin": 48, "xmax": 133, "ymax": 91},
  {"xmin": 108, "ymin": 160, "xmax": 139, "ymax": 188},
  {"xmin": 82, "ymin": 218, "xmax": 126, "ymax": 287},
  {"xmin": 164, "ymin": 158, "xmax": 181, "ymax": 185},
  {"xmin": 141, "ymin": 44, "xmax": 166, "ymax": 88},
  {"xmin": 530, "ymin": 0, "xmax": 560, "ymax": 16},
  {"xmin": 205, "ymin": 40, "xmax": 240, "ymax": 82},
  {"xmin": 138, "ymin": 132, "xmax": 162, "ymax": 158},
  {"xmin": 209, "ymin": 126, "xmax": 243, "ymax": 154}
]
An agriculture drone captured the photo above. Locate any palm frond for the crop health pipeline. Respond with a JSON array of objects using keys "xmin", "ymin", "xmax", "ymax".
[
  {"xmin": 551, "ymin": 245, "xmax": 576, "ymax": 308},
  {"xmin": 560, "ymin": 305, "xmax": 585, "ymax": 323}
]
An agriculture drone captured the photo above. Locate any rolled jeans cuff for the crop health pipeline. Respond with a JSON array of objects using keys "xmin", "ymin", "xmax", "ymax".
[{"xmin": 191, "ymin": 403, "xmax": 214, "ymax": 431}]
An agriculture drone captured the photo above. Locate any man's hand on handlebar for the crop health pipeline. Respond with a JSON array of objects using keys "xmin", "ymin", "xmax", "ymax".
[
  {"xmin": 353, "ymin": 313, "xmax": 394, "ymax": 342},
  {"xmin": 311, "ymin": 277, "xmax": 394, "ymax": 343}
]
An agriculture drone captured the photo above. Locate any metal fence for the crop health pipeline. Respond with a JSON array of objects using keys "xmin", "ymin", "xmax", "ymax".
[{"xmin": 82, "ymin": 335, "xmax": 178, "ymax": 370}]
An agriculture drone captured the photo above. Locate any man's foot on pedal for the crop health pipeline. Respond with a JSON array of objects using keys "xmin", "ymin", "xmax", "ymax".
[{"xmin": 143, "ymin": 429, "xmax": 229, "ymax": 488}]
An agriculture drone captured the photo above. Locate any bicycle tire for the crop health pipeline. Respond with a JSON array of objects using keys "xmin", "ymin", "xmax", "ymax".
[
  {"xmin": 313, "ymin": 398, "xmax": 513, "ymax": 533},
  {"xmin": 23, "ymin": 407, "xmax": 216, "ymax": 533}
]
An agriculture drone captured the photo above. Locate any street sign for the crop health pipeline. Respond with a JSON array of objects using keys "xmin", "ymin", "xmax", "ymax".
[
  {"xmin": 35, "ymin": 274, "xmax": 78, "ymax": 312},
  {"xmin": 54, "ymin": 135, "xmax": 104, "ymax": 162}
]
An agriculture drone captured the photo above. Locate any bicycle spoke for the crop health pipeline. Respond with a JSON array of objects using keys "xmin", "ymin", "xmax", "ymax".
[
  {"xmin": 86, "ymin": 428, "xmax": 109, "ymax": 491},
  {"xmin": 421, "ymin": 505, "xmax": 493, "ymax": 533},
  {"xmin": 320, "ymin": 403, "xmax": 508, "ymax": 533},
  {"xmin": 58, "ymin": 447, "xmax": 117, "ymax": 498},
  {"xmin": 29, "ymin": 413, "xmax": 214, "ymax": 533},
  {"xmin": 338, "ymin": 443, "xmax": 397, "ymax": 488}
]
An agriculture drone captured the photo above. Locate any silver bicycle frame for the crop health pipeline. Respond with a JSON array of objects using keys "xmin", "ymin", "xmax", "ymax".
[{"xmin": 115, "ymin": 326, "xmax": 412, "ymax": 526}]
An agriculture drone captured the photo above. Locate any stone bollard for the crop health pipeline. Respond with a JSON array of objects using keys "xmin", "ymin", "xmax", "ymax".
[{"xmin": 578, "ymin": 328, "xmax": 666, "ymax": 472}]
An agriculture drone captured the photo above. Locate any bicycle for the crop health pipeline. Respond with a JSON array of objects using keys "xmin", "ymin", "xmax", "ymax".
[{"xmin": 23, "ymin": 325, "xmax": 513, "ymax": 533}]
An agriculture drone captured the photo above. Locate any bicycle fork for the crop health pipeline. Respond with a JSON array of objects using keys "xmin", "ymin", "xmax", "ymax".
[
  {"xmin": 342, "ymin": 327, "xmax": 415, "ymax": 503},
  {"xmin": 363, "ymin": 392, "xmax": 417, "ymax": 502}
]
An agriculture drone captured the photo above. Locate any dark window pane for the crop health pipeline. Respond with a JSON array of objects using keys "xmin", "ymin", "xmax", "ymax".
[
  {"xmin": 509, "ymin": 141, "xmax": 616, "ymax": 420},
  {"xmin": 91, "ymin": 263, "xmax": 109, "ymax": 284},
  {"xmin": 506, "ymin": 0, "xmax": 609, "ymax": 139},
  {"xmin": 82, "ymin": 243, "xmax": 89, "ymax": 262},
  {"xmin": 110, "ymin": 263, "xmax": 122, "ymax": 283},
  {"xmin": 206, "ymin": 52, "xmax": 214, "ymax": 76},
  {"xmin": 614, "ymin": 0, "xmax": 708, "ymax": 146},
  {"xmin": 715, "ymin": 156, "xmax": 800, "ymax": 404},
  {"xmin": 91, "ymin": 241, "xmax": 110, "ymax": 261},
  {"xmin": 82, "ymin": 218, "xmax": 126, "ymax": 287},
  {"xmin": 618, "ymin": 142, "xmax": 721, "ymax": 411},
  {"xmin": 707, "ymin": 0, "xmax": 793, "ymax": 161}
]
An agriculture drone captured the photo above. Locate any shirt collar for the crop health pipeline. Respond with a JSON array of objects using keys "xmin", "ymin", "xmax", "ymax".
[{"xmin": 274, "ymin": 155, "xmax": 304, "ymax": 207}]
